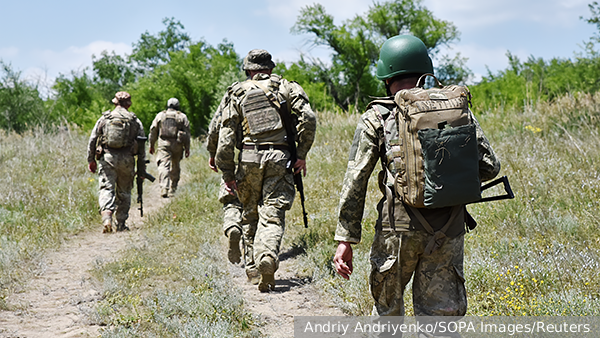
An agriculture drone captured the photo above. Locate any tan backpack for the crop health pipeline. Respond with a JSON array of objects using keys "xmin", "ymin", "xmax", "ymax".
[
  {"xmin": 160, "ymin": 110, "xmax": 180, "ymax": 139},
  {"xmin": 376, "ymin": 74, "xmax": 481, "ymax": 209},
  {"xmin": 102, "ymin": 109, "xmax": 135, "ymax": 149}
]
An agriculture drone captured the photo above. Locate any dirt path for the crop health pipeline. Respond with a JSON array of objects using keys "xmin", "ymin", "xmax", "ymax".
[
  {"xmin": 0, "ymin": 171, "xmax": 344, "ymax": 338},
  {"xmin": 229, "ymin": 249, "xmax": 345, "ymax": 338},
  {"xmin": 0, "ymin": 175, "xmax": 166, "ymax": 338}
]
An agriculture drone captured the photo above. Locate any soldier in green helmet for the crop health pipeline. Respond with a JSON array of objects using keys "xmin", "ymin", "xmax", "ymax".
[{"xmin": 333, "ymin": 35, "xmax": 501, "ymax": 317}]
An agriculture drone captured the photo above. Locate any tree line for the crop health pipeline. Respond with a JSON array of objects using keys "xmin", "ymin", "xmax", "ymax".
[{"xmin": 1, "ymin": 0, "xmax": 600, "ymax": 134}]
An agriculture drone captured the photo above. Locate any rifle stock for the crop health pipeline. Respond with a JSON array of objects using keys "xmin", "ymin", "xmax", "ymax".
[{"xmin": 470, "ymin": 175, "xmax": 514, "ymax": 204}]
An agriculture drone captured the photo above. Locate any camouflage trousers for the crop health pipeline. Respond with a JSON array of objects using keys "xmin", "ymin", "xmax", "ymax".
[
  {"xmin": 98, "ymin": 150, "xmax": 135, "ymax": 224},
  {"xmin": 370, "ymin": 229, "xmax": 466, "ymax": 316},
  {"xmin": 156, "ymin": 143, "xmax": 184, "ymax": 195},
  {"xmin": 218, "ymin": 183, "xmax": 243, "ymax": 235},
  {"xmin": 235, "ymin": 149, "xmax": 295, "ymax": 274}
]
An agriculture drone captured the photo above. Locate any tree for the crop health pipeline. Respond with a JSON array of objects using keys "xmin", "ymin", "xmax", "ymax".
[
  {"xmin": 0, "ymin": 61, "xmax": 46, "ymax": 132},
  {"xmin": 127, "ymin": 40, "xmax": 241, "ymax": 136},
  {"xmin": 292, "ymin": 0, "xmax": 468, "ymax": 111},
  {"xmin": 51, "ymin": 69, "xmax": 109, "ymax": 130},
  {"xmin": 292, "ymin": 4, "xmax": 380, "ymax": 111},
  {"xmin": 92, "ymin": 51, "xmax": 135, "ymax": 100},
  {"xmin": 129, "ymin": 17, "xmax": 191, "ymax": 75}
]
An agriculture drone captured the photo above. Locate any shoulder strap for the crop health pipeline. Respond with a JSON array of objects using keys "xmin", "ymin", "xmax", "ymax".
[{"xmin": 366, "ymin": 98, "xmax": 395, "ymax": 111}]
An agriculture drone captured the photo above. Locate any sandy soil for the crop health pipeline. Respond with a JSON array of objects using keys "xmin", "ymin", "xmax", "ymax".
[
  {"xmin": 0, "ymin": 173, "xmax": 344, "ymax": 337},
  {"xmin": 229, "ymin": 248, "xmax": 345, "ymax": 338}
]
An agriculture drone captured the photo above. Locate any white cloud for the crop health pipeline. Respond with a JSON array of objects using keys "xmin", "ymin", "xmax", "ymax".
[{"xmin": 31, "ymin": 41, "xmax": 131, "ymax": 78}]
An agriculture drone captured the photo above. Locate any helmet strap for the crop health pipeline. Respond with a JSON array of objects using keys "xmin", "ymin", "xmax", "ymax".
[{"xmin": 384, "ymin": 82, "xmax": 393, "ymax": 96}]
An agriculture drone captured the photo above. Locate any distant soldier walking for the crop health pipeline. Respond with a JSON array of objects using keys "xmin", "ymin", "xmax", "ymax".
[
  {"xmin": 87, "ymin": 91, "xmax": 146, "ymax": 233},
  {"xmin": 149, "ymin": 98, "xmax": 191, "ymax": 198},
  {"xmin": 216, "ymin": 49, "xmax": 317, "ymax": 292},
  {"xmin": 207, "ymin": 96, "xmax": 243, "ymax": 265}
]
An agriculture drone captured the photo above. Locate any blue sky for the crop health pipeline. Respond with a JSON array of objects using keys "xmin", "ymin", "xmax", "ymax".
[{"xmin": 0, "ymin": 0, "xmax": 596, "ymax": 90}]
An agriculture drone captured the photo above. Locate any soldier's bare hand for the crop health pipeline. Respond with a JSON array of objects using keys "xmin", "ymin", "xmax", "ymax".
[
  {"xmin": 149, "ymin": 146, "xmax": 155, "ymax": 155},
  {"xmin": 225, "ymin": 180, "xmax": 238, "ymax": 196},
  {"xmin": 185, "ymin": 149, "xmax": 190, "ymax": 158},
  {"xmin": 334, "ymin": 241, "xmax": 353, "ymax": 280},
  {"xmin": 294, "ymin": 159, "xmax": 307, "ymax": 176},
  {"xmin": 88, "ymin": 161, "xmax": 97, "ymax": 174},
  {"xmin": 209, "ymin": 157, "xmax": 218, "ymax": 172}
]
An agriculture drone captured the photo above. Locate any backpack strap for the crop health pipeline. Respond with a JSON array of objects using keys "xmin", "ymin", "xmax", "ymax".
[{"xmin": 410, "ymin": 205, "xmax": 462, "ymax": 255}]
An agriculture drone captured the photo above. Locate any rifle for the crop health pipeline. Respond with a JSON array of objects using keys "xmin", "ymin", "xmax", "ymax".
[
  {"xmin": 470, "ymin": 176, "xmax": 514, "ymax": 204},
  {"xmin": 136, "ymin": 136, "xmax": 156, "ymax": 217},
  {"xmin": 278, "ymin": 100, "xmax": 309, "ymax": 228}
]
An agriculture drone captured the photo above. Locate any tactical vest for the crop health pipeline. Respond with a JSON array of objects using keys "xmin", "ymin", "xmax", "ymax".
[
  {"xmin": 160, "ymin": 110, "xmax": 184, "ymax": 140},
  {"xmin": 230, "ymin": 74, "xmax": 289, "ymax": 145},
  {"xmin": 101, "ymin": 108, "xmax": 136, "ymax": 149}
]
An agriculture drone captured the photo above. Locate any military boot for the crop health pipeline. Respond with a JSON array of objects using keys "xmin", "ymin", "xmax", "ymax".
[
  {"xmin": 161, "ymin": 188, "xmax": 169, "ymax": 198},
  {"xmin": 101, "ymin": 211, "xmax": 113, "ymax": 233},
  {"xmin": 227, "ymin": 227, "xmax": 242, "ymax": 264},
  {"xmin": 116, "ymin": 221, "xmax": 130, "ymax": 232},
  {"xmin": 246, "ymin": 268, "xmax": 260, "ymax": 285},
  {"xmin": 258, "ymin": 256, "xmax": 276, "ymax": 292}
]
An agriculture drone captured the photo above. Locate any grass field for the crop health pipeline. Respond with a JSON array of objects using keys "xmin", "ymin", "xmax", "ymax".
[
  {"xmin": 0, "ymin": 126, "xmax": 98, "ymax": 308},
  {"xmin": 1, "ymin": 91, "xmax": 599, "ymax": 335}
]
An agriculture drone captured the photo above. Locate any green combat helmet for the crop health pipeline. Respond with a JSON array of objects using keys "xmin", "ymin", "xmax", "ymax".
[
  {"xmin": 243, "ymin": 49, "xmax": 276, "ymax": 71},
  {"xmin": 376, "ymin": 35, "xmax": 433, "ymax": 80}
]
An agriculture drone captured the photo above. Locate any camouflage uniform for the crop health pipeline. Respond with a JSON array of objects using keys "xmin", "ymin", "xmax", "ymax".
[
  {"xmin": 207, "ymin": 96, "xmax": 244, "ymax": 263},
  {"xmin": 216, "ymin": 51, "xmax": 316, "ymax": 290},
  {"xmin": 335, "ymin": 101, "xmax": 500, "ymax": 316},
  {"xmin": 87, "ymin": 92, "xmax": 146, "ymax": 232},
  {"xmin": 149, "ymin": 98, "xmax": 191, "ymax": 198}
]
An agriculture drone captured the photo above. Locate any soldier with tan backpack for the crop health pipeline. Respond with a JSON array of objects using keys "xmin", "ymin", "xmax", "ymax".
[
  {"xmin": 87, "ymin": 91, "xmax": 147, "ymax": 233},
  {"xmin": 149, "ymin": 98, "xmax": 191, "ymax": 198},
  {"xmin": 333, "ymin": 35, "xmax": 502, "ymax": 317}
]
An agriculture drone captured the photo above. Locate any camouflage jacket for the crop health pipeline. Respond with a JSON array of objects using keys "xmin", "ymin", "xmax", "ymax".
[
  {"xmin": 334, "ymin": 102, "xmax": 501, "ymax": 244},
  {"xmin": 206, "ymin": 95, "xmax": 228, "ymax": 158},
  {"xmin": 215, "ymin": 73, "xmax": 317, "ymax": 183},
  {"xmin": 87, "ymin": 106, "xmax": 146, "ymax": 163},
  {"xmin": 149, "ymin": 108, "xmax": 191, "ymax": 151}
]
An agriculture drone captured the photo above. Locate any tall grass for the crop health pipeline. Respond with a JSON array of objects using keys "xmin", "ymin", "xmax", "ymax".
[
  {"xmin": 0, "ymin": 126, "xmax": 97, "ymax": 307},
  {"xmin": 465, "ymin": 92, "xmax": 600, "ymax": 315}
]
